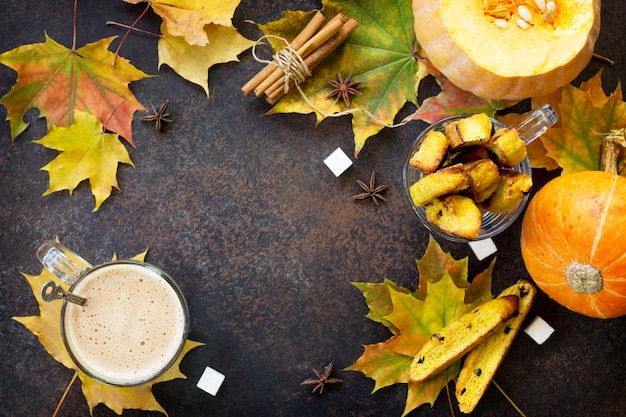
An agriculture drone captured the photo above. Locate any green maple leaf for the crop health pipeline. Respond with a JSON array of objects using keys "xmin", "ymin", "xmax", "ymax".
[
  {"xmin": 259, "ymin": 0, "xmax": 422, "ymax": 156},
  {"xmin": 347, "ymin": 237, "xmax": 494, "ymax": 416},
  {"xmin": 33, "ymin": 111, "xmax": 133, "ymax": 211},
  {"xmin": 0, "ymin": 33, "xmax": 149, "ymax": 145},
  {"xmin": 536, "ymin": 70, "xmax": 626, "ymax": 175},
  {"xmin": 351, "ymin": 278, "xmax": 410, "ymax": 335}
]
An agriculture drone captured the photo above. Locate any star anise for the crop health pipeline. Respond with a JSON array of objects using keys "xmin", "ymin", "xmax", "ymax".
[
  {"xmin": 326, "ymin": 72, "xmax": 366, "ymax": 107},
  {"xmin": 352, "ymin": 171, "xmax": 389, "ymax": 206},
  {"xmin": 300, "ymin": 362, "xmax": 343, "ymax": 394},
  {"xmin": 142, "ymin": 99, "xmax": 172, "ymax": 133}
]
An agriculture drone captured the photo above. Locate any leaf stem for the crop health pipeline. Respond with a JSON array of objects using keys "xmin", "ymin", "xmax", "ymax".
[
  {"xmin": 444, "ymin": 380, "xmax": 457, "ymax": 417},
  {"xmin": 104, "ymin": 99, "xmax": 127, "ymax": 134},
  {"xmin": 111, "ymin": 2, "xmax": 152, "ymax": 69},
  {"xmin": 52, "ymin": 371, "xmax": 78, "ymax": 417},
  {"xmin": 106, "ymin": 21, "xmax": 162, "ymax": 38},
  {"xmin": 493, "ymin": 380, "xmax": 527, "ymax": 417},
  {"xmin": 71, "ymin": 0, "xmax": 78, "ymax": 50},
  {"xmin": 593, "ymin": 53, "xmax": 615, "ymax": 66}
]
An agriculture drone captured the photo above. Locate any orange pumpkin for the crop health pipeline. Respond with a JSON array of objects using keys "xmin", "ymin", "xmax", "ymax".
[
  {"xmin": 520, "ymin": 171, "xmax": 626, "ymax": 319},
  {"xmin": 412, "ymin": 0, "xmax": 601, "ymax": 100}
]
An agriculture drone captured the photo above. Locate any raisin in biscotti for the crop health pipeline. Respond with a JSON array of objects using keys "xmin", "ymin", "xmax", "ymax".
[
  {"xmin": 409, "ymin": 295, "xmax": 519, "ymax": 384},
  {"xmin": 455, "ymin": 280, "xmax": 537, "ymax": 414}
]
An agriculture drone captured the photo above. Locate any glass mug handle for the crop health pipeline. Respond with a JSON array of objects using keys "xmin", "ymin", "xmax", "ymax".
[
  {"xmin": 36, "ymin": 240, "xmax": 92, "ymax": 286},
  {"xmin": 509, "ymin": 103, "xmax": 558, "ymax": 145}
]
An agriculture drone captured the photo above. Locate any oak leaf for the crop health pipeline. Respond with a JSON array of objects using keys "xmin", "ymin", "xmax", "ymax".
[
  {"xmin": 347, "ymin": 236, "xmax": 494, "ymax": 416},
  {"xmin": 33, "ymin": 111, "xmax": 133, "ymax": 211},
  {"xmin": 0, "ymin": 34, "xmax": 149, "ymax": 145},
  {"xmin": 531, "ymin": 69, "xmax": 626, "ymax": 174},
  {"xmin": 259, "ymin": 0, "xmax": 422, "ymax": 157},
  {"xmin": 158, "ymin": 22, "xmax": 255, "ymax": 96},
  {"xmin": 125, "ymin": 0, "xmax": 240, "ymax": 46},
  {"xmin": 13, "ymin": 246, "xmax": 203, "ymax": 416}
]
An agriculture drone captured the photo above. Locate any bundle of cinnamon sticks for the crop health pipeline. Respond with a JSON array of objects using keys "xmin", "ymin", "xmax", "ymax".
[{"xmin": 242, "ymin": 12, "xmax": 358, "ymax": 105}]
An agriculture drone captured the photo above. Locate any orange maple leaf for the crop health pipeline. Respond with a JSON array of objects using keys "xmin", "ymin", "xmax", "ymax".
[
  {"xmin": 0, "ymin": 33, "xmax": 149, "ymax": 145},
  {"xmin": 13, "ymin": 246, "xmax": 203, "ymax": 415},
  {"xmin": 414, "ymin": 59, "xmax": 514, "ymax": 123}
]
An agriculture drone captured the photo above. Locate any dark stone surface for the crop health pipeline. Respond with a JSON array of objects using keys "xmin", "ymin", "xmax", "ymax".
[{"xmin": 1, "ymin": 1, "xmax": 624, "ymax": 416}]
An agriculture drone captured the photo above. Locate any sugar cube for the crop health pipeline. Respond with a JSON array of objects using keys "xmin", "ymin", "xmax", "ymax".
[{"xmin": 197, "ymin": 366, "xmax": 225, "ymax": 396}]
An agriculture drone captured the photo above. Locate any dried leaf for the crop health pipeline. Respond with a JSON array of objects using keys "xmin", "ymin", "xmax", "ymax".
[
  {"xmin": 414, "ymin": 234, "xmax": 469, "ymax": 299},
  {"xmin": 125, "ymin": 0, "xmax": 240, "ymax": 46},
  {"xmin": 533, "ymin": 70, "xmax": 626, "ymax": 174},
  {"xmin": 413, "ymin": 59, "xmax": 514, "ymax": 123},
  {"xmin": 347, "ymin": 237, "xmax": 494, "ymax": 416},
  {"xmin": 33, "ymin": 111, "xmax": 133, "ymax": 211},
  {"xmin": 13, "ymin": 246, "xmax": 202, "ymax": 415},
  {"xmin": 0, "ymin": 34, "xmax": 149, "ymax": 145},
  {"xmin": 80, "ymin": 339, "xmax": 202, "ymax": 415},
  {"xmin": 158, "ymin": 22, "xmax": 254, "ymax": 96}
]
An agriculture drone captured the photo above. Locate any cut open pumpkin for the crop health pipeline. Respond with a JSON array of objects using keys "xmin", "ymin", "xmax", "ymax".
[{"xmin": 412, "ymin": 0, "xmax": 601, "ymax": 99}]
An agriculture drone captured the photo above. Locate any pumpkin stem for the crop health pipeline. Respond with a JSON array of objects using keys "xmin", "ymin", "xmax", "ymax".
[
  {"xmin": 565, "ymin": 263, "xmax": 603, "ymax": 294},
  {"xmin": 599, "ymin": 129, "xmax": 626, "ymax": 174}
]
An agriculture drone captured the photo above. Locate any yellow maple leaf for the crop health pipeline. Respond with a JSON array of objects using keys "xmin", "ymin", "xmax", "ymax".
[
  {"xmin": 531, "ymin": 70, "xmax": 626, "ymax": 175},
  {"xmin": 158, "ymin": 22, "xmax": 255, "ymax": 96},
  {"xmin": 125, "ymin": 0, "xmax": 240, "ymax": 46},
  {"xmin": 33, "ymin": 110, "xmax": 133, "ymax": 211},
  {"xmin": 13, "ymin": 246, "xmax": 203, "ymax": 415}
]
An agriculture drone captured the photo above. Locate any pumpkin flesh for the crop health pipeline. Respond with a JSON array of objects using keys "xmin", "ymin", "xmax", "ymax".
[
  {"xmin": 412, "ymin": 0, "xmax": 601, "ymax": 99},
  {"xmin": 520, "ymin": 171, "xmax": 626, "ymax": 319}
]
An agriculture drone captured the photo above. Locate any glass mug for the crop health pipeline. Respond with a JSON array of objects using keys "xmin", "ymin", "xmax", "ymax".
[
  {"xmin": 403, "ymin": 104, "xmax": 558, "ymax": 242},
  {"xmin": 37, "ymin": 240, "xmax": 189, "ymax": 386}
]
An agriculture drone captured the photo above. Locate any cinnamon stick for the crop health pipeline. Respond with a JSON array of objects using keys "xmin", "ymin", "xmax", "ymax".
[
  {"xmin": 265, "ymin": 18, "xmax": 359, "ymax": 104},
  {"xmin": 253, "ymin": 13, "xmax": 348, "ymax": 98},
  {"xmin": 242, "ymin": 11, "xmax": 326, "ymax": 96}
]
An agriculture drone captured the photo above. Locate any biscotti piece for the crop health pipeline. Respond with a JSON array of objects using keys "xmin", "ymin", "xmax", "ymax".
[
  {"xmin": 445, "ymin": 113, "xmax": 492, "ymax": 150},
  {"xmin": 484, "ymin": 127, "xmax": 527, "ymax": 167},
  {"xmin": 425, "ymin": 195, "xmax": 483, "ymax": 240},
  {"xmin": 484, "ymin": 171, "xmax": 532, "ymax": 213},
  {"xmin": 409, "ymin": 130, "xmax": 449, "ymax": 174},
  {"xmin": 456, "ymin": 281, "xmax": 537, "ymax": 414},
  {"xmin": 409, "ymin": 295, "xmax": 519, "ymax": 384},
  {"xmin": 462, "ymin": 159, "xmax": 501, "ymax": 203},
  {"xmin": 409, "ymin": 164, "xmax": 471, "ymax": 206}
]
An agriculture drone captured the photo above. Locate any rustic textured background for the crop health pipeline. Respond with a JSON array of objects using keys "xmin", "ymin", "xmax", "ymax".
[{"xmin": 1, "ymin": 1, "xmax": 624, "ymax": 416}]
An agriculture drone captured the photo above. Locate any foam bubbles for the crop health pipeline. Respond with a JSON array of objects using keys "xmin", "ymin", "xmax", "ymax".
[{"xmin": 63, "ymin": 263, "xmax": 186, "ymax": 385}]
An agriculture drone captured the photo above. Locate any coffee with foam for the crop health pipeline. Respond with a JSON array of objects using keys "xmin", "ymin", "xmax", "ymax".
[{"xmin": 62, "ymin": 262, "xmax": 187, "ymax": 385}]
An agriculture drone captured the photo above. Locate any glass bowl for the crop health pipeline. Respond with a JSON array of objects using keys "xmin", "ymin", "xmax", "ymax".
[{"xmin": 403, "ymin": 115, "xmax": 531, "ymax": 243}]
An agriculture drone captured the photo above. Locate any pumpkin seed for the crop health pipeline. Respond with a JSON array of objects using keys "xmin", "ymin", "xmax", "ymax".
[
  {"xmin": 514, "ymin": 16, "xmax": 531, "ymax": 29},
  {"xmin": 493, "ymin": 18, "xmax": 509, "ymax": 29},
  {"xmin": 533, "ymin": 0, "xmax": 547, "ymax": 12},
  {"xmin": 492, "ymin": 6, "xmax": 512, "ymax": 19},
  {"xmin": 544, "ymin": 1, "xmax": 556, "ymax": 23},
  {"xmin": 517, "ymin": 5, "xmax": 533, "ymax": 23}
]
